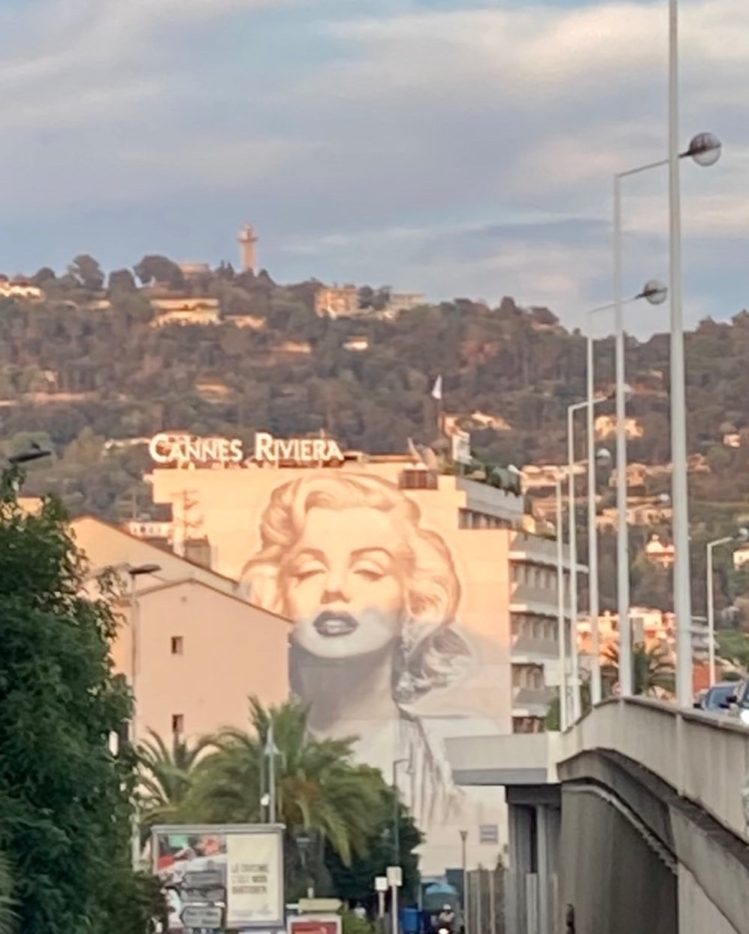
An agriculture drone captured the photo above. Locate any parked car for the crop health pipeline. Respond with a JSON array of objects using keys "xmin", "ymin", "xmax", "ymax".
[
  {"xmin": 693, "ymin": 681, "xmax": 739, "ymax": 712},
  {"xmin": 726, "ymin": 679, "xmax": 749, "ymax": 726}
]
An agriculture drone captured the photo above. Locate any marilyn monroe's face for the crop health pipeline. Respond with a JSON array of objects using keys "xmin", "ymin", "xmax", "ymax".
[{"xmin": 282, "ymin": 507, "xmax": 407, "ymax": 659}]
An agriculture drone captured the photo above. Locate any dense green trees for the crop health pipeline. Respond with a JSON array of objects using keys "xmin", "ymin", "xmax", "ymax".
[
  {"xmin": 138, "ymin": 729, "xmax": 216, "ymax": 828},
  {"xmin": 137, "ymin": 698, "xmax": 423, "ymax": 903},
  {"xmin": 0, "ymin": 852, "xmax": 15, "ymax": 934},
  {"xmin": 325, "ymin": 791, "xmax": 422, "ymax": 907},
  {"xmin": 0, "ymin": 464, "xmax": 158, "ymax": 931}
]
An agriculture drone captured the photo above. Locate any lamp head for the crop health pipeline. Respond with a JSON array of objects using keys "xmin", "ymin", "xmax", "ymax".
[
  {"xmin": 736, "ymin": 527, "xmax": 749, "ymax": 544},
  {"xmin": 595, "ymin": 448, "xmax": 612, "ymax": 465},
  {"xmin": 128, "ymin": 562, "xmax": 161, "ymax": 577},
  {"xmin": 639, "ymin": 279, "xmax": 668, "ymax": 306},
  {"xmin": 687, "ymin": 132, "xmax": 722, "ymax": 168},
  {"xmin": 8, "ymin": 446, "xmax": 52, "ymax": 465}
]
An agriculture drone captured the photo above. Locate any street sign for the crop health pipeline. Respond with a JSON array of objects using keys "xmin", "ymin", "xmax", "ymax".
[
  {"xmin": 182, "ymin": 886, "xmax": 226, "ymax": 903},
  {"xmin": 298, "ymin": 899, "xmax": 342, "ymax": 913},
  {"xmin": 375, "ymin": 876, "xmax": 388, "ymax": 893},
  {"xmin": 386, "ymin": 866, "xmax": 402, "ymax": 888},
  {"xmin": 181, "ymin": 903, "xmax": 223, "ymax": 928},
  {"xmin": 183, "ymin": 869, "xmax": 224, "ymax": 889}
]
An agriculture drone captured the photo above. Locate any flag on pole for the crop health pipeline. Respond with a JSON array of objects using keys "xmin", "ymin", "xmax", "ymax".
[{"xmin": 431, "ymin": 375, "xmax": 443, "ymax": 401}]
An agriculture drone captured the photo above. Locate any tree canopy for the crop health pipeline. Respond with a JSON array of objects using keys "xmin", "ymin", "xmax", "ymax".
[
  {"xmin": 147, "ymin": 697, "xmax": 423, "ymax": 902},
  {"xmin": 0, "ymin": 465, "xmax": 159, "ymax": 932}
]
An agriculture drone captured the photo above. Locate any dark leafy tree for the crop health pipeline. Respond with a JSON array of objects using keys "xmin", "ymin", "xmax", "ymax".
[
  {"xmin": 325, "ymin": 790, "xmax": 422, "ymax": 908},
  {"xmin": 0, "ymin": 465, "xmax": 160, "ymax": 932},
  {"xmin": 137, "ymin": 729, "xmax": 216, "ymax": 827},
  {"xmin": 133, "ymin": 255, "xmax": 185, "ymax": 289},
  {"xmin": 108, "ymin": 268, "xmax": 137, "ymax": 295},
  {"xmin": 69, "ymin": 254, "xmax": 105, "ymax": 291},
  {"xmin": 31, "ymin": 266, "xmax": 56, "ymax": 286},
  {"xmin": 0, "ymin": 851, "xmax": 16, "ymax": 934}
]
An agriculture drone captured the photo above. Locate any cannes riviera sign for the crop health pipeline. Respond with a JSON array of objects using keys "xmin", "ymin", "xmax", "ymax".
[{"xmin": 148, "ymin": 432, "xmax": 344, "ymax": 467}]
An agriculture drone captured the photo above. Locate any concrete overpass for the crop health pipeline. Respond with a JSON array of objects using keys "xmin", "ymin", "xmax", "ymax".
[{"xmin": 446, "ymin": 698, "xmax": 749, "ymax": 934}]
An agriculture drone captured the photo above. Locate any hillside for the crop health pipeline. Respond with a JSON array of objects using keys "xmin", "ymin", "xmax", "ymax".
[{"xmin": 2, "ymin": 254, "xmax": 749, "ymax": 619}]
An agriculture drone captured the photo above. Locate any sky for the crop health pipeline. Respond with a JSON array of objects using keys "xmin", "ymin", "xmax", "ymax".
[{"xmin": 0, "ymin": 0, "xmax": 747, "ymax": 333}]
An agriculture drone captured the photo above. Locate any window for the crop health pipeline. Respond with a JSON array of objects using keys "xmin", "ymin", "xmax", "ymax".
[
  {"xmin": 171, "ymin": 636, "xmax": 184, "ymax": 655},
  {"xmin": 172, "ymin": 714, "xmax": 184, "ymax": 735},
  {"xmin": 400, "ymin": 469, "xmax": 438, "ymax": 490},
  {"xmin": 513, "ymin": 716, "xmax": 545, "ymax": 734}
]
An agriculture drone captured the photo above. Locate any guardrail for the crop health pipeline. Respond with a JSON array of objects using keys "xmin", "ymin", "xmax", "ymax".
[{"xmin": 558, "ymin": 697, "xmax": 749, "ymax": 842}]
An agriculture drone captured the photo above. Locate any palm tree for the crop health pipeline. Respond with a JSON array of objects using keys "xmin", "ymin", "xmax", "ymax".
[
  {"xmin": 185, "ymin": 697, "xmax": 386, "ymax": 868},
  {"xmin": 0, "ymin": 851, "xmax": 16, "ymax": 934},
  {"xmin": 602, "ymin": 642, "xmax": 675, "ymax": 697},
  {"xmin": 137, "ymin": 729, "xmax": 216, "ymax": 826}
]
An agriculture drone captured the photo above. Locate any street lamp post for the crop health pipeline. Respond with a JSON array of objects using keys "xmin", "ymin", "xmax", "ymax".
[
  {"xmin": 460, "ymin": 830, "xmax": 468, "ymax": 934},
  {"xmin": 668, "ymin": 7, "xmax": 724, "ymax": 708},
  {"xmin": 392, "ymin": 758, "xmax": 409, "ymax": 866},
  {"xmin": 567, "ymin": 397, "xmax": 611, "ymax": 721},
  {"xmin": 264, "ymin": 722, "xmax": 280, "ymax": 823},
  {"xmin": 585, "ymin": 281, "xmax": 667, "ymax": 703},
  {"xmin": 555, "ymin": 470, "xmax": 568, "ymax": 730},
  {"xmin": 127, "ymin": 561, "xmax": 161, "ymax": 869},
  {"xmin": 613, "ymin": 129, "xmax": 721, "ymax": 701},
  {"xmin": 706, "ymin": 537, "xmax": 731, "ymax": 689}
]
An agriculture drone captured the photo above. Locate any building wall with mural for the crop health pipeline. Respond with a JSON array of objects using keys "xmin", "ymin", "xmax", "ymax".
[{"xmin": 146, "ymin": 440, "xmax": 562, "ymax": 876}]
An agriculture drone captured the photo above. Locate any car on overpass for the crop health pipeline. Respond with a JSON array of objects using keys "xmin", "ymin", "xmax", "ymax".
[
  {"xmin": 693, "ymin": 681, "xmax": 740, "ymax": 713},
  {"xmin": 724, "ymin": 678, "xmax": 749, "ymax": 726}
]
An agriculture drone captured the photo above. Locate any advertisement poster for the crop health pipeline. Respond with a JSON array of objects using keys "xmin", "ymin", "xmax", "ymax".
[
  {"xmin": 226, "ymin": 831, "xmax": 284, "ymax": 928},
  {"xmin": 152, "ymin": 824, "xmax": 284, "ymax": 931}
]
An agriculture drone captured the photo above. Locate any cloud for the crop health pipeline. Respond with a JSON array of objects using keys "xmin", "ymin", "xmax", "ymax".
[{"xmin": 0, "ymin": 0, "xmax": 746, "ymax": 333}]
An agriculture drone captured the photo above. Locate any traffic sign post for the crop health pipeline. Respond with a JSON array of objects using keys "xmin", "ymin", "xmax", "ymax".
[
  {"xmin": 375, "ymin": 876, "xmax": 388, "ymax": 919},
  {"xmin": 180, "ymin": 868, "xmax": 226, "ymax": 932},
  {"xmin": 184, "ymin": 869, "xmax": 224, "ymax": 889},
  {"xmin": 181, "ymin": 903, "xmax": 224, "ymax": 929},
  {"xmin": 386, "ymin": 866, "xmax": 402, "ymax": 934}
]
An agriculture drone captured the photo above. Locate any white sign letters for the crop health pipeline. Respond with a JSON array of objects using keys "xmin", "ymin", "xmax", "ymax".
[
  {"xmin": 253, "ymin": 432, "xmax": 344, "ymax": 465},
  {"xmin": 148, "ymin": 433, "xmax": 243, "ymax": 466},
  {"xmin": 148, "ymin": 431, "xmax": 345, "ymax": 468}
]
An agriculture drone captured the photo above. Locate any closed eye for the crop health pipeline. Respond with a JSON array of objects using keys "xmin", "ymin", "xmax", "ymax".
[
  {"xmin": 291, "ymin": 562, "xmax": 326, "ymax": 582},
  {"xmin": 353, "ymin": 562, "xmax": 386, "ymax": 582}
]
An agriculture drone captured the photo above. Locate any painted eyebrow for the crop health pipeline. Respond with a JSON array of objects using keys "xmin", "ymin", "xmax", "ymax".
[
  {"xmin": 291, "ymin": 548, "xmax": 326, "ymax": 562},
  {"xmin": 290, "ymin": 547, "xmax": 393, "ymax": 563},
  {"xmin": 350, "ymin": 548, "xmax": 392, "ymax": 560}
]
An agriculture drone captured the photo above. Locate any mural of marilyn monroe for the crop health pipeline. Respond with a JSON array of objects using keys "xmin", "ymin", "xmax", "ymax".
[{"xmin": 241, "ymin": 472, "xmax": 498, "ymax": 833}]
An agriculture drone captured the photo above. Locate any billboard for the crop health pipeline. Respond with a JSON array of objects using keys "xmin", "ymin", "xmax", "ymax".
[
  {"xmin": 151, "ymin": 460, "xmax": 517, "ymax": 874},
  {"xmin": 152, "ymin": 823, "xmax": 284, "ymax": 931}
]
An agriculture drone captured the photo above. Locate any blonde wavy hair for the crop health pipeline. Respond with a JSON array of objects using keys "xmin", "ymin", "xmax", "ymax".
[{"xmin": 241, "ymin": 473, "xmax": 471, "ymax": 700}]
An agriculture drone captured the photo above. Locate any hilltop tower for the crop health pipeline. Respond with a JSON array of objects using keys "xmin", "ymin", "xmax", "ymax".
[{"xmin": 237, "ymin": 224, "xmax": 258, "ymax": 274}]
